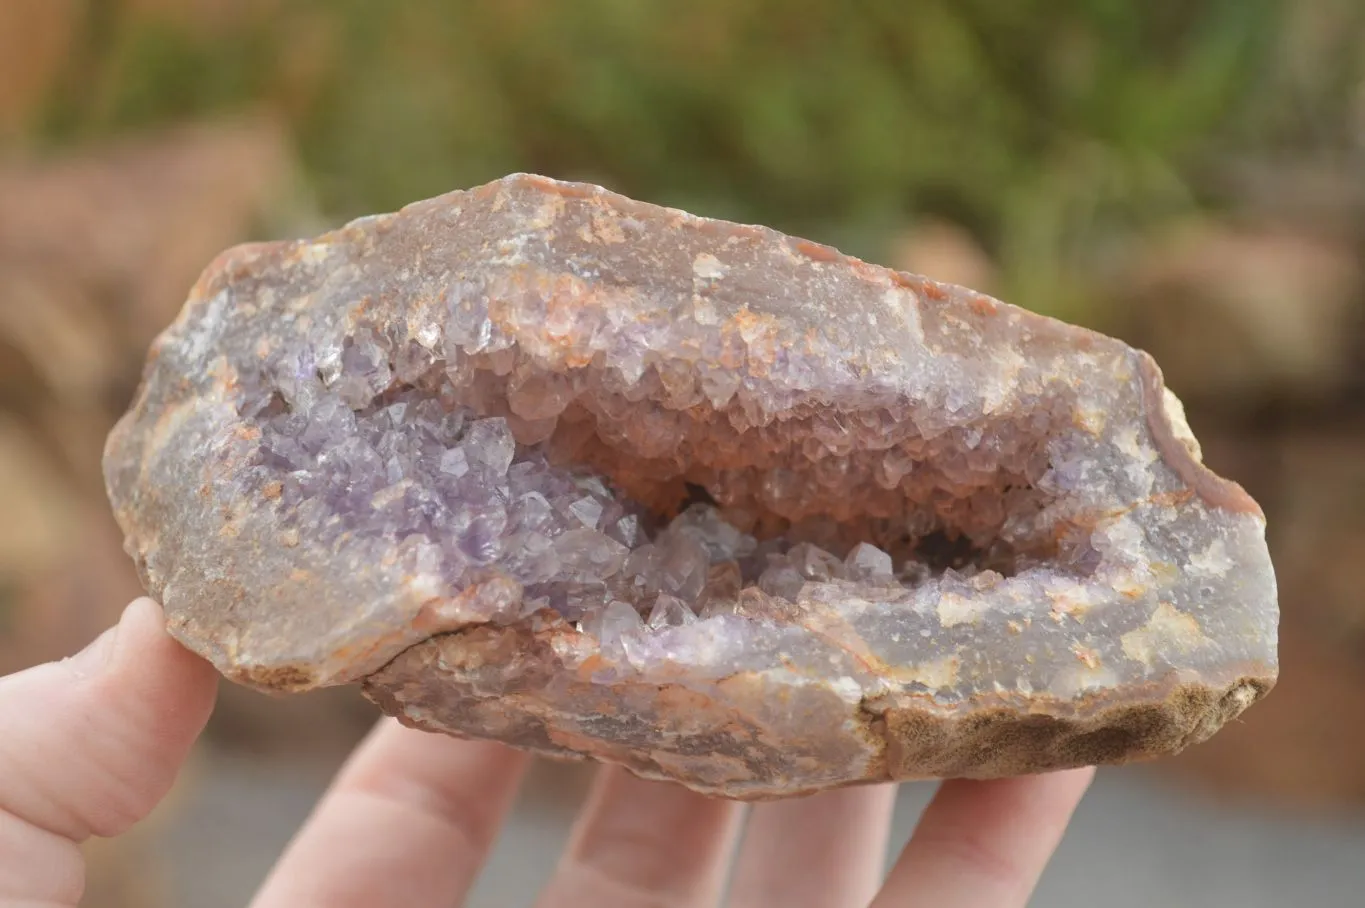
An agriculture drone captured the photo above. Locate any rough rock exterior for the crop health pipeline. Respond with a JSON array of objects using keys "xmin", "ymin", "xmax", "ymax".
[{"xmin": 104, "ymin": 174, "xmax": 1278, "ymax": 798}]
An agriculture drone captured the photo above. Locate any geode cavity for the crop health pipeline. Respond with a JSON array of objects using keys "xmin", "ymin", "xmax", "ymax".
[{"xmin": 104, "ymin": 174, "xmax": 1278, "ymax": 798}]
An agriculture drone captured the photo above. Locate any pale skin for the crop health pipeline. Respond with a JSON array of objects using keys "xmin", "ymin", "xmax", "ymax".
[{"xmin": 0, "ymin": 598, "xmax": 1094, "ymax": 907}]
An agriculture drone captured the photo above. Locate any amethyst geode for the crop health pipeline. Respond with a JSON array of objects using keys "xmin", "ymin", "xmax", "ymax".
[{"xmin": 104, "ymin": 174, "xmax": 1277, "ymax": 798}]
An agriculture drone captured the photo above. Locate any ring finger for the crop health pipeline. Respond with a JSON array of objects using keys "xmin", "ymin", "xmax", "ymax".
[{"xmin": 727, "ymin": 783, "xmax": 898, "ymax": 908}]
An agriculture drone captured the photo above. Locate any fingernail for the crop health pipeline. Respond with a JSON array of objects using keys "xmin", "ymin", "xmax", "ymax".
[{"xmin": 65, "ymin": 611, "xmax": 125, "ymax": 678}]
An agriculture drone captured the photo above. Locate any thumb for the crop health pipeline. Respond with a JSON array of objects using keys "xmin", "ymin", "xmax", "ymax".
[{"xmin": 0, "ymin": 597, "xmax": 217, "ymax": 903}]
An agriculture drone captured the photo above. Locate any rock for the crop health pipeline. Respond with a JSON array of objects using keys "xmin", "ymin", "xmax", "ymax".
[
  {"xmin": 0, "ymin": 117, "xmax": 300, "ymax": 502},
  {"xmin": 0, "ymin": 0, "xmax": 76, "ymax": 138},
  {"xmin": 104, "ymin": 174, "xmax": 1278, "ymax": 799},
  {"xmin": 890, "ymin": 218, "xmax": 998, "ymax": 298},
  {"xmin": 0, "ymin": 413, "xmax": 145, "ymax": 675},
  {"xmin": 1270, "ymin": 429, "xmax": 1365, "ymax": 650},
  {"xmin": 1164, "ymin": 622, "xmax": 1365, "ymax": 811},
  {"xmin": 1159, "ymin": 424, "xmax": 1365, "ymax": 807},
  {"xmin": 1120, "ymin": 220, "xmax": 1362, "ymax": 410}
]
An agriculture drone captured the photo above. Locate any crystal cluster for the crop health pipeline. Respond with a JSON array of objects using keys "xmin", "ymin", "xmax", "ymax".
[{"xmin": 104, "ymin": 174, "xmax": 1278, "ymax": 798}]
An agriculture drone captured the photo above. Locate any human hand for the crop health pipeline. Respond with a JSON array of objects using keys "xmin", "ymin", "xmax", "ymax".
[{"xmin": 0, "ymin": 598, "xmax": 1093, "ymax": 907}]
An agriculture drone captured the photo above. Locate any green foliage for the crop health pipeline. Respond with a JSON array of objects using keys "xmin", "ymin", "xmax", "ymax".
[{"xmin": 33, "ymin": 0, "xmax": 1314, "ymax": 320}]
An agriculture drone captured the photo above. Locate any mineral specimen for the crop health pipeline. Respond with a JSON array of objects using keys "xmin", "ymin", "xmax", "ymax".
[{"xmin": 103, "ymin": 174, "xmax": 1278, "ymax": 798}]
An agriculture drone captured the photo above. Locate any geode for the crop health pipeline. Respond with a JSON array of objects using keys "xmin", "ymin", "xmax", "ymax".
[{"xmin": 104, "ymin": 174, "xmax": 1278, "ymax": 798}]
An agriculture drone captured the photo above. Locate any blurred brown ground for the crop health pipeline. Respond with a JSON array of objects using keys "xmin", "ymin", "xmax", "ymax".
[{"xmin": 0, "ymin": 2, "xmax": 1363, "ymax": 905}]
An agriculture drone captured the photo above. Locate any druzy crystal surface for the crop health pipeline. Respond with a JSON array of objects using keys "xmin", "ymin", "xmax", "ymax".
[{"xmin": 104, "ymin": 174, "xmax": 1278, "ymax": 798}]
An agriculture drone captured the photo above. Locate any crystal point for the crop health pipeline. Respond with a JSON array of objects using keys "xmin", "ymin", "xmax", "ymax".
[
  {"xmin": 647, "ymin": 593, "xmax": 697, "ymax": 629},
  {"xmin": 845, "ymin": 542, "xmax": 894, "ymax": 580}
]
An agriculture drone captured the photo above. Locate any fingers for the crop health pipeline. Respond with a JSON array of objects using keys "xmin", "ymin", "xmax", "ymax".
[
  {"xmin": 727, "ymin": 783, "xmax": 897, "ymax": 908},
  {"xmin": 0, "ymin": 597, "xmax": 219, "ymax": 838},
  {"xmin": 0, "ymin": 812, "xmax": 85, "ymax": 905},
  {"xmin": 251, "ymin": 719, "xmax": 529, "ymax": 908},
  {"xmin": 872, "ymin": 767, "xmax": 1094, "ymax": 908},
  {"xmin": 0, "ymin": 598, "xmax": 218, "ymax": 904},
  {"xmin": 535, "ymin": 767, "xmax": 746, "ymax": 908}
]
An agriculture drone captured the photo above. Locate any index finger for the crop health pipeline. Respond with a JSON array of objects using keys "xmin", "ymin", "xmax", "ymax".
[{"xmin": 250, "ymin": 719, "xmax": 529, "ymax": 908}]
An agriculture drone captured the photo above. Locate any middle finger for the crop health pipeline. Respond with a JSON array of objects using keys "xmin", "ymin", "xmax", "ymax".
[{"xmin": 536, "ymin": 767, "xmax": 746, "ymax": 908}]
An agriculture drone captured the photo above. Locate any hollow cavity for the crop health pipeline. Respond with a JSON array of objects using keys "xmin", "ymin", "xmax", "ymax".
[{"xmin": 237, "ymin": 330, "xmax": 1085, "ymax": 643}]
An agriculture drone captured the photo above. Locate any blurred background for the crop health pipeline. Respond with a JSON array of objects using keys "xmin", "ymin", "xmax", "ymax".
[{"xmin": 1, "ymin": 1, "xmax": 1362, "ymax": 905}]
